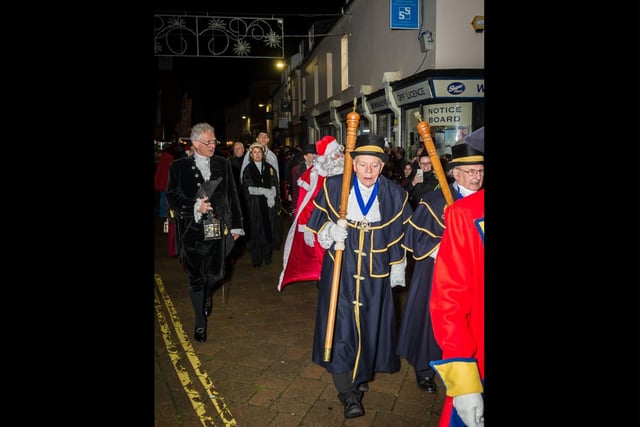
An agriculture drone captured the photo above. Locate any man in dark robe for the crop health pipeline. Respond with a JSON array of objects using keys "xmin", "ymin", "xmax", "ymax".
[
  {"xmin": 397, "ymin": 138, "xmax": 484, "ymax": 393},
  {"xmin": 306, "ymin": 134, "xmax": 413, "ymax": 419},
  {"xmin": 241, "ymin": 142, "xmax": 280, "ymax": 267}
]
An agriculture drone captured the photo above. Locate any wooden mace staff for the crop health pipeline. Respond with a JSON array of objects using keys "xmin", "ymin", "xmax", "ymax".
[
  {"xmin": 414, "ymin": 112, "xmax": 454, "ymax": 206},
  {"xmin": 323, "ymin": 99, "xmax": 360, "ymax": 362}
]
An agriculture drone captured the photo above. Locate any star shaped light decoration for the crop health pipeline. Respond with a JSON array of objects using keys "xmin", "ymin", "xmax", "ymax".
[
  {"xmin": 233, "ymin": 40, "xmax": 251, "ymax": 56},
  {"xmin": 264, "ymin": 30, "xmax": 282, "ymax": 49}
]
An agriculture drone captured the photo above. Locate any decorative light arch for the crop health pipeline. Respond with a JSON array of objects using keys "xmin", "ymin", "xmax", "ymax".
[{"xmin": 154, "ymin": 14, "xmax": 285, "ymax": 58}]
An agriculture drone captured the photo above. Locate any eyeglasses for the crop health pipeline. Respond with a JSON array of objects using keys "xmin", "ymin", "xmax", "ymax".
[
  {"xmin": 419, "ymin": 162, "xmax": 432, "ymax": 167},
  {"xmin": 195, "ymin": 139, "xmax": 218, "ymax": 147},
  {"xmin": 456, "ymin": 168, "xmax": 485, "ymax": 176}
]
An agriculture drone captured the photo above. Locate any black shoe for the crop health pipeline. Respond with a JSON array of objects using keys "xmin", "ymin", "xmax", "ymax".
[
  {"xmin": 194, "ymin": 327, "xmax": 207, "ymax": 342},
  {"xmin": 357, "ymin": 382, "xmax": 369, "ymax": 392},
  {"xmin": 253, "ymin": 264, "xmax": 260, "ymax": 268},
  {"xmin": 417, "ymin": 376, "xmax": 437, "ymax": 393},
  {"xmin": 343, "ymin": 399, "xmax": 364, "ymax": 419},
  {"xmin": 204, "ymin": 298, "xmax": 212, "ymax": 317}
]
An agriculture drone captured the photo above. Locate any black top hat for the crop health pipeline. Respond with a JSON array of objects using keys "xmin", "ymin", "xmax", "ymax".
[
  {"xmin": 448, "ymin": 142, "xmax": 484, "ymax": 168},
  {"xmin": 302, "ymin": 144, "xmax": 316, "ymax": 154},
  {"xmin": 349, "ymin": 134, "xmax": 389, "ymax": 163}
]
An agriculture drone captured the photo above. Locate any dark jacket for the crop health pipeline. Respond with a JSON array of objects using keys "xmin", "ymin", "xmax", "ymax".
[{"xmin": 166, "ymin": 154, "xmax": 243, "ymax": 261}]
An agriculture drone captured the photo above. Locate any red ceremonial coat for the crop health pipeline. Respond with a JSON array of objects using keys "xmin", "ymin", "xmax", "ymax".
[
  {"xmin": 277, "ymin": 164, "xmax": 326, "ymax": 291},
  {"xmin": 430, "ymin": 189, "xmax": 484, "ymax": 427}
]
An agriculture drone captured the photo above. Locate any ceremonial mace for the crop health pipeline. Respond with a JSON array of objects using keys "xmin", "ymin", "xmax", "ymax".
[
  {"xmin": 323, "ymin": 98, "xmax": 359, "ymax": 362},
  {"xmin": 415, "ymin": 112, "xmax": 454, "ymax": 206}
]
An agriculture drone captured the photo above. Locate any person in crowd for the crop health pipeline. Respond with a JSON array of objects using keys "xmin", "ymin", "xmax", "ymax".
[
  {"xmin": 389, "ymin": 146, "xmax": 406, "ymax": 184},
  {"xmin": 410, "ymin": 145, "xmax": 425, "ymax": 170},
  {"xmin": 155, "ymin": 142, "xmax": 180, "ymax": 218},
  {"xmin": 429, "ymin": 127, "xmax": 485, "ymax": 427},
  {"xmin": 440, "ymin": 153, "xmax": 454, "ymax": 183},
  {"xmin": 279, "ymin": 147, "xmax": 294, "ymax": 211},
  {"xmin": 405, "ymin": 152, "xmax": 440, "ymax": 208},
  {"xmin": 240, "ymin": 130, "xmax": 279, "ymax": 186},
  {"xmin": 306, "ymin": 134, "xmax": 413, "ymax": 419},
  {"xmin": 228, "ymin": 141, "xmax": 249, "ymax": 249},
  {"xmin": 284, "ymin": 145, "xmax": 301, "ymax": 186},
  {"xmin": 397, "ymin": 134, "xmax": 484, "ymax": 396},
  {"xmin": 277, "ymin": 136, "xmax": 344, "ymax": 292},
  {"xmin": 166, "ymin": 122, "xmax": 245, "ymax": 343},
  {"xmin": 229, "ymin": 142, "xmax": 245, "ymax": 183},
  {"xmin": 290, "ymin": 143, "xmax": 316, "ymax": 214},
  {"xmin": 241, "ymin": 142, "xmax": 280, "ymax": 268},
  {"xmin": 399, "ymin": 161, "xmax": 415, "ymax": 191}
]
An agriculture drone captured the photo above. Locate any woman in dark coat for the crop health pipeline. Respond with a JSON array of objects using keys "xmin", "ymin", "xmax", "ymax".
[{"xmin": 242, "ymin": 142, "xmax": 281, "ymax": 267}]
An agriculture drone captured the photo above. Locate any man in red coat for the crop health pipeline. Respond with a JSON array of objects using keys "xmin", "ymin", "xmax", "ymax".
[
  {"xmin": 277, "ymin": 136, "xmax": 344, "ymax": 291},
  {"xmin": 430, "ymin": 127, "xmax": 485, "ymax": 427}
]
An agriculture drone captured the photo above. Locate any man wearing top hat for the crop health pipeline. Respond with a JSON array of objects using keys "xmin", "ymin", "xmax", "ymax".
[
  {"xmin": 398, "ymin": 132, "xmax": 485, "ymax": 395},
  {"xmin": 305, "ymin": 133, "xmax": 413, "ymax": 419},
  {"xmin": 430, "ymin": 127, "xmax": 485, "ymax": 427}
]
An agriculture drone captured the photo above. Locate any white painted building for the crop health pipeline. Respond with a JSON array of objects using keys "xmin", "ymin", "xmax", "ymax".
[{"xmin": 269, "ymin": 0, "xmax": 484, "ymax": 157}]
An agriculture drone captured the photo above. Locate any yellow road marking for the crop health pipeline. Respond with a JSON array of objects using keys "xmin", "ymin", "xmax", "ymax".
[{"xmin": 155, "ymin": 273, "xmax": 237, "ymax": 426}]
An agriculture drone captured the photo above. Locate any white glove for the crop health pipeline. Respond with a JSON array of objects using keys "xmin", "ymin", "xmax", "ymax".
[
  {"xmin": 248, "ymin": 186, "xmax": 263, "ymax": 196},
  {"xmin": 266, "ymin": 186, "xmax": 277, "ymax": 207},
  {"xmin": 299, "ymin": 224, "xmax": 315, "ymax": 247},
  {"xmin": 303, "ymin": 230, "xmax": 315, "ymax": 246},
  {"xmin": 453, "ymin": 393, "xmax": 484, "ymax": 427},
  {"xmin": 266, "ymin": 194, "xmax": 275, "ymax": 208},
  {"xmin": 389, "ymin": 257, "xmax": 406, "ymax": 288},
  {"xmin": 326, "ymin": 219, "xmax": 348, "ymax": 249}
]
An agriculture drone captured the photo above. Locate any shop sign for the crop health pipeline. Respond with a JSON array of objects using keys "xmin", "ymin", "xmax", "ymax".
[
  {"xmin": 367, "ymin": 95, "xmax": 389, "ymax": 113},
  {"xmin": 393, "ymin": 80, "xmax": 432, "ymax": 106},
  {"xmin": 430, "ymin": 78, "xmax": 485, "ymax": 98},
  {"xmin": 423, "ymin": 102, "xmax": 472, "ymax": 127}
]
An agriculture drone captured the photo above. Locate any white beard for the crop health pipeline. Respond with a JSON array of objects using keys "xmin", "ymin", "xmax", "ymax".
[{"xmin": 314, "ymin": 144, "xmax": 345, "ymax": 177}]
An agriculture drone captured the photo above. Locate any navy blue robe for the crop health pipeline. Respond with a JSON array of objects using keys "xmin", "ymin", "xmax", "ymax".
[
  {"xmin": 306, "ymin": 174, "xmax": 413, "ymax": 385},
  {"xmin": 397, "ymin": 184, "xmax": 462, "ymax": 372}
]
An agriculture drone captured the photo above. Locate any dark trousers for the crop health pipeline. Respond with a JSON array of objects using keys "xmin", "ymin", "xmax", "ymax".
[
  {"xmin": 333, "ymin": 371, "xmax": 363, "ymax": 404},
  {"xmin": 182, "ymin": 241, "xmax": 224, "ymax": 330},
  {"xmin": 249, "ymin": 242, "xmax": 272, "ymax": 266}
]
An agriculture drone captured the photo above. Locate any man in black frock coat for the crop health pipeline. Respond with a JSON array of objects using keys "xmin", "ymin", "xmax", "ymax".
[{"xmin": 166, "ymin": 122, "xmax": 244, "ymax": 343}]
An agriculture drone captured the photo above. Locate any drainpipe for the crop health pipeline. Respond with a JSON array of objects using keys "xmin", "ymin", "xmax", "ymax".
[
  {"xmin": 383, "ymin": 71, "xmax": 402, "ymax": 146},
  {"xmin": 311, "ymin": 108, "xmax": 320, "ymax": 141},
  {"xmin": 360, "ymin": 85, "xmax": 375, "ymax": 132},
  {"xmin": 329, "ymin": 100, "xmax": 343, "ymax": 137}
]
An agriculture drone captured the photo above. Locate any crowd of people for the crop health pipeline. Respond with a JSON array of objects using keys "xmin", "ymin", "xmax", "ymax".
[{"xmin": 155, "ymin": 123, "xmax": 485, "ymax": 426}]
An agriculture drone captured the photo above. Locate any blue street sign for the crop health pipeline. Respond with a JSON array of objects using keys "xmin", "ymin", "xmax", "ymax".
[{"xmin": 390, "ymin": 0, "xmax": 420, "ymax": 29}]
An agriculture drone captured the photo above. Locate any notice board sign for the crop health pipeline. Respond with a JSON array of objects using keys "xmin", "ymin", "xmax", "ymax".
[{"xmin": 390, "ymin": 0, "xmax": 420, "ymax": 29}]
